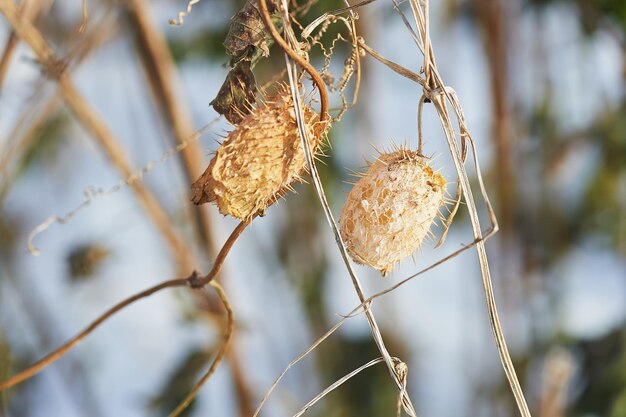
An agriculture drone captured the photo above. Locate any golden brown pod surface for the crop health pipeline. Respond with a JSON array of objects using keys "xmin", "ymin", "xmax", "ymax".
[
  {"xmin": 191, "ymin": 90, "xmax": 325, "ymax": 220},
  {"xmin": 339, "ymin": 149, "xmax": 446, "ymax": 276}
]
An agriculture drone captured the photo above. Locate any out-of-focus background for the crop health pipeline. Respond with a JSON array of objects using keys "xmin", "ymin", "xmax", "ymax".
[{"xmin": 0, "ymin": 0, "xmax": 625, "ymax": 416}]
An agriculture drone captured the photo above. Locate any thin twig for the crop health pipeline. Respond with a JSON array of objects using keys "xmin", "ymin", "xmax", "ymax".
[
  {"xmin": 0, "ymin": 278, "xmax": 188, "ymax": 391},
  {"xmin": 168, "ymin": 281, "xmax": 235, "ymax": 417},
  {"xmin": 1, "ymin": 11, "xmax": 118, "ymax": 200},
  {"xmin": 0, "ymin": 220, "xmax": 249, "ymax": 391},
  {"xmin": 292, "ymin": 357, "xmax": 386, "ymax": 417},
  {"xmin": 255, "ymin": 227, "xmax": 497, "ymax": 416},
  {"xmin": 434, "ymin": 94, "xmax": 529, "ymax": 416},
  {"xmin": 253, "ymin": 310, "xmax": 363, "ymax": 417},
  {"xmin": 268, "ymin": 1, "xmax": 417, "ymax": 414},
  {"xmin": 405, "ymin": 0, "xmax": 530, "ymax": 414},
  {"xmin": 258, "ymin": 0, "xmax": 329, "ymax": 121},
  {"xmin": 390, "ymin": 0, "xmax": 421, "ymax": 48},
  {"xmin": 0, "ymin": 0, "xmax": 44, "ymax": 89},
  {"xmin": 188, "ymin": 219, "xmax": 251, "ymax": 288},
  {"xmin": 357, "ymin": 39, "xmax": 426, "ymax": 87}
]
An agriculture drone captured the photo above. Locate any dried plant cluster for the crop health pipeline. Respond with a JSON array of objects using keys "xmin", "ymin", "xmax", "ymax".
[
  {"xmin": 340, "ymin": 149, "xmax": 446, "ymax": 276},
  {"xmin": 0, "ymin": 0, "xmax": 532, "ymax": 416},
  {"xmin": 191, "ymin": 89, "xmax": 327, "ymax": 220}
]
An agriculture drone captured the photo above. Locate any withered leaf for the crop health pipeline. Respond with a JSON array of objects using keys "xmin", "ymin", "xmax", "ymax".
[
  {"xmin": 210, "ymin": 60, "xmax": 258, "ymax": 124},
  {"xmin": 223, "ymin": 0, "xmax": 280, "ymax": 66},
  {"xmin": 211, "ymin": 0, "xmax": 282, "ymax": 123}
]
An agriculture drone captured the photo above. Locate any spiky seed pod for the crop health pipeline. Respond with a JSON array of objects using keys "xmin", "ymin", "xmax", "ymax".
[
  {"xmin": 339, "ymin": 149, "xmax": 446, "ymax": 276},
  {"xmin": 191, "ymin": 89, "xmax": 326, "ymax": 220}
]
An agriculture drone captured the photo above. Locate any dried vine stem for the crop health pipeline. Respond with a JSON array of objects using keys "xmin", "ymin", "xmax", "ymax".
[
  {"xmin": 0, "ymin": 278, "xmax": 186, "ymax": 391},
  {"xmin": 258, "ymin": 0, "xmax": 329, "ymax": 122},
  {"xmin": 168, "ymin": 280, "xmax": 235, "ymax": 417},
  {"xmin": 0, "ymin": 220, "xmax": 249, "ymax": 392},
  {"xmin": 0, "ymin": 0, "xmax": 44, "ymax": 89},
  {"xmin": 255, "ymin": 223, "xmax": 497, "ymax": 416},
  {"xmin": 0, "ymin": 9, "xmax": 116, "ymax": 201},
  {"xmin": 293, "ymin": 357, "xmax": 388, "ymax": 417},
  {"xmin": 357, "ymin": 38, "xmax": 426, "ymax": 87},
  {"xmin": 259, "ymin": 0, "xmax": 417, "ymax": 415},
  {"xmin": 253, "ymin": 313, "xmax": 357, "ymax": 417},
  {"xmin": 404, "ymin": 0, "xmax": 531, "ymax": 415}
]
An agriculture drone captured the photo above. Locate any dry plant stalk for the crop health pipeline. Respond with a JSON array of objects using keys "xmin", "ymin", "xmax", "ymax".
[
  {"xmin": 191, "ymin": 88, "xmax": 327, "ymax": 220},
  {"xmin": 0, "ymin": 218, "xmax": 250, "ymax": 417},
  {"xmin": 259, "ymin": 0, "xmax": 531, "ymax": 416},
  {"xmin": 340, "ymin": 148, "xmax": 446, "ymax": 275},
  {"xmin": 267, "ymin": 0, "xmax": 418, "ymax": 414},
  {"xmin": 403, "ymin": 0, "xmax": 531, "ymax": 415},
  {"xmin": 0, "ymin": 0, "xmax": 195, "ymax": 273}
]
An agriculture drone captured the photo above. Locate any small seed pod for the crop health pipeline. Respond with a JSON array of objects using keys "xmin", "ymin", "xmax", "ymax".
[
  {"xmin": 192, "ymin": 89, "xmax": 326, "ymax": 220},
  {"xmin": 339, "ymin": 149, "xmax": 446, "ymax": 276}
]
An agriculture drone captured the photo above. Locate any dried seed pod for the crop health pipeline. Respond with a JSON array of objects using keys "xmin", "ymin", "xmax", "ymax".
[
  {"xmin": 192, "ymin": 89, "xmax": 326, "ymax": 220},
  {"xmin": 339, "ymin": 149, "xmax": 446, "ymax": 276}
]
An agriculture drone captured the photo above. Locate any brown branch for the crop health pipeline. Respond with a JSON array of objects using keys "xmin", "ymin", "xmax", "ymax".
[
  {"xmin": 0, "ymin": 220, "xmax": 250, "ymax": 392},
  {"xmin": 188, "ymin": 219, "xmax": 251, "ymax": 288},
  {"xmin": 0, "ymin": 30, "xmax": 18, "ymax": 90},
  {"xmin": 0, "ymin": 0, "xmax": 195, "ymax": 273},
  {"xmin": 0, "ymin": 1, "xmax": 254, "ymax": 412},
  {"xmin": 3, "ymin": 268, "xmax": 105, "ymax": 416},
  {"xmin": 126, "ymin": 3, "xmax": 258, "ymax": 414},
  {"xmin": 1, "ymin": 12, "xmax": 118, "ymax": 201},
  {"xmin": 127, "ymin": 0, "xmax": 216, "ymax": 256},
  {"xmin": 357, "ymin": 39, "xmax": 426, "ymax": 87},
  {"xmin": 168, "ymin": 280, "xmax": 234, "ymax": 417},
  {"xmin": 0, "ymin": 0, "xmax": 44, "ymax": 90},
  {"xmin": 0, "ymin": 96, "xmax": 60, "ymax": 200},
  {"xmin": 258, "ymin": 0, "xmax": 329, "ymax": 122},
  {"xmin": 0, "ymin": 278, "xmax": 188, "ymax": 391}
]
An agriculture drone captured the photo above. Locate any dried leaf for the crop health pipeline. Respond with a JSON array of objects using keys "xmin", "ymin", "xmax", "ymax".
[
  {"xmin": 210, "ymin": 60, "xmax": 258, "ymax": 124},
  {"xmin": 211, "ymin": 0, "xmax": 283, "ymax": 122},
  {"xmin": 223, "ymin": 0, "xmax": 279, "ymax": 63}
]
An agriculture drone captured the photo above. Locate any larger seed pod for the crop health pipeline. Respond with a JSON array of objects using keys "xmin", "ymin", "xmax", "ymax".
[
  {"xmin": 339, "ymin": 149, "xmax": 446, "ymax": 276},
  {"xmin": 192, "ymin": 89, "xmax": 326, "ymax": 220}
]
